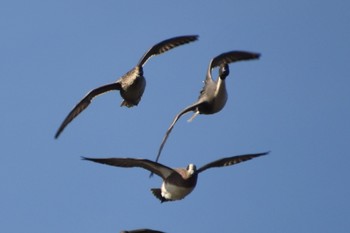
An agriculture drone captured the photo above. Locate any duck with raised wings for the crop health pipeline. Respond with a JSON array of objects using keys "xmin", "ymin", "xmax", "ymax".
[
  {"xmin": 155, "ymin": 51, "xmax": 261, "ymax": 164},
  {"xmin": 55, "ymin": 35, "xmax": 198, "ymax": 138}
]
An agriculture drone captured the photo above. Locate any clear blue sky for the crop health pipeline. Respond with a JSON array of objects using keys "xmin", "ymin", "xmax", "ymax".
[{"xmin": 1, "ymin": 1, "xmax": 349, "ymax": 232}]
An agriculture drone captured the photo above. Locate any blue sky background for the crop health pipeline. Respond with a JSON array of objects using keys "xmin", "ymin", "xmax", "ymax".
[{"xmin": 1, "ymin": 1, "xmax": 349, "ymax": 232}]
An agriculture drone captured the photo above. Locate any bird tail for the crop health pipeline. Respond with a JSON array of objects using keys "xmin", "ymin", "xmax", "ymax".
[
  {"xmin": 187, "ymin": 111, "xmax": 199, "ymax": 122},
  {"xmin": 150, "ymin": 189, "xmax": 168, "ymax": 203}
]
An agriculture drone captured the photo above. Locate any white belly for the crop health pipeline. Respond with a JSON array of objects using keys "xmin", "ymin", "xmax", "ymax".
[{"xmin": 161, "ymin": 182, "xmax": 194, "ymax": 200}]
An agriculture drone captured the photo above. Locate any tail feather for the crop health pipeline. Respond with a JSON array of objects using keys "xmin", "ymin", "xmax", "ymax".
[{"xmin": 150, "ymin": 189, "xmax": 169, "ymax": 203}]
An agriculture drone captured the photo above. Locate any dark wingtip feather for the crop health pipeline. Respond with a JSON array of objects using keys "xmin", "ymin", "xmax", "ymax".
[
  {"xmin": 259, "ymin": 151, "xmax": 270, "ymax": 156},
  {"xmin": 54, "ymin": 126, "xmax": 64, "ymax": 139},
  {"xmin": 81, "ymin": 156, "xmax": 93, "ymax": 161},
  {"xmin": 253, "ymin": 52, "xmax": 261, "ymax": 59},
  {"xmin": 187, "ymin": 34, "xmax": 199, "ymax": 41},
  {"xmin": 81, "ymin": 156, "xmax": 100, "ymax": 163},
  {"xmin": 169, "ymin": 34, "xmax": 199, "ymax": 42}
]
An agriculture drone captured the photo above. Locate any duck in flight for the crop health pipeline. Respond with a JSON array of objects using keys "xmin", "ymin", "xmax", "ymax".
[
  {"xmin": 82, "ymin": 151, "xmax": 268, "ymax": 203},
  {"xmin": 154, "ymin": 51, "xmax": 261, "ymax": 164},
  {"xmin": 55, "ymin": 35, "xmax": 198, "ymax": 139}
]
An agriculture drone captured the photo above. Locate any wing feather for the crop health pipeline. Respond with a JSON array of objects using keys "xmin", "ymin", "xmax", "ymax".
[
  {"xmin": 197, "ymin": 152, "xmax": 269, "ymax": 173},
  {"xmin": 55, "ymin": 83, "xmax": 121, "ymax": 138},
  {"xmin": 210, "ymin": 51, "xmax": 261, "ymax": 69},
  {"xmin": 121, "ymin": 229, "xmax": 165, "ymax": 233},
  {"xmin": 82, "ymin": 157, "xmax": 174, "ymax": 179},
  {"xmin": 137, "ymin": 35, "xmax": 198, "ymax": 66},
  {"xmin": 205, "ymin": 51, "xmax": 260, "ymax": 83},
  {"xmin": 155, "ymin": 102, "xmax": 202, "ymax": 163}
]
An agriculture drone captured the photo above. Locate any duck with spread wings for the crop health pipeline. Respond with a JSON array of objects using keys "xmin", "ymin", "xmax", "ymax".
[
  {"xmin": 155, "ymin": 51, "xmax": 261, "ymax": 164},
  {"xmin": 55, "ymin": 35, "xmax": 198, "ymax": 139},
  {"xmin": 82, "ymin": 151, "xmax": 268, "ymax": 203}
]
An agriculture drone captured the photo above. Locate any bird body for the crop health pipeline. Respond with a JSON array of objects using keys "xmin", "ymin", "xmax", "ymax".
[
  {"xmin": 160, "ymin": 177, "xmax": 196, "ymax": 201},
  {"xmin": 158, "ymin": 164, "xmax": 198, "ymax": 201},
  {"xmin": 118, "ymin": 66, "xmax": 146, "ymax": 107},
  {"xmin": 82, "ymin": 152, "xmax": 268, "ymax": 203},
  {"xmin": 195, "ymin": 76, "xmax": 228, "ymax": 115}
]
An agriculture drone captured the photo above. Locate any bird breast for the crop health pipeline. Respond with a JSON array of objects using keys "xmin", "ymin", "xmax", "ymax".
[
  {"xmin": 119, "ymin": 68, "xmax": 146, "ymax": 106},
  {"xmin": 199, "ymin": 79, "xmax": 228, "ymax": 114},
  {"xmin": 211, "ymin": 79, "xmax": 228, "ymax": 112}
]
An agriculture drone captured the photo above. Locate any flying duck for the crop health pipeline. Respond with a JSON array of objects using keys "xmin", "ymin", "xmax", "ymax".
[
  {"xmin": 82, "ymin": 151, "xmax": 268, "ymax": 203},
  {"xmin": 55, "ymin": 35, "xmax": 198, "ymax": 139},
  {"xmin": 155, "ymin": 51, "xmax": 261, "ymax": 164},
  {"xmin": 120, "ymin": 229, "xmax": 165, "ymax": 233}
]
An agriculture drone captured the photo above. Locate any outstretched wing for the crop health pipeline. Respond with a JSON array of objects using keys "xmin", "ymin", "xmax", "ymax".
[
  {"xmin": 210, "ymin": 51, "xmax": 260, "ymax": 68},
  {"xmin": 197, "ymin": 151, "xmax": 269, "ymax": 173},
  {"xmin": 205, "ymin": 51, "xmax": 261, "ymax": 83},
  {"xmin": 155, "ymin": 101, "xmax": 203, "ymax": 163},
  {"xmin": 121, "ymin": 229, "xmax": 166, "ymax": 233},
  {"xmin": 55, "ymin": 83, "xmax": 121, "ymax": 138},
  {"xmin": 137, "ymin": 35, "xmax": 198, "ymax": 67},
  {"xmin": 82, "ymin": 157, "xmax": 174, "ymax": 179}
]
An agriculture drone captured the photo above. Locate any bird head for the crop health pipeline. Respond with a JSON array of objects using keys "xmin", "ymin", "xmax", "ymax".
[
  {"xmin": 186, "ymin": 164, "xmax": 197, "ymax": 175},
  {"xmin": 219, "ymin": 64, "xmax": 230, "ymax": 80}
]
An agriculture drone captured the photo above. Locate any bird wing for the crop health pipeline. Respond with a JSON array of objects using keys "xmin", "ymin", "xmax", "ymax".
[
  {"xmin": 204, "ymin": 57, "xmax": 216, "ymax": 84},
  {"xmin": 210, "ymin": 51, "xmax": 261, "ymax": 68},
  {"xmin": 82, "ymin": 157, "xmax": 175, "ymax": 179},
  {"xmin": 155, "ymin": 101, "xmax": 203, "ymax": 163},
  {"xmin": 55, "ymin": 82, "xmax": 121, "ymax": 138},
  {"xmin": 197, "ymin": 151, "xmax": 269, "ymax": 173},
  {"xmin": 137, "ymin": 35, "xmax": 198, "ymax": 67},
  {"xmin": 205, "ymin": 50, "xmax": 261, "ymax": 83},
  {"xmin": 121, "ymin": 229, "xmax": 166, "ymax": 233}
]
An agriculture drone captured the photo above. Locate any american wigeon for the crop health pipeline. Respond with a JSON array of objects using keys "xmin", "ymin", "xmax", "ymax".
[
  {"xmin": 155, "ymin": 51, "xmax": 260, "ymax": 163},
  {"xmin": 55, "ymin": 35, "xmax": 198, "ymax": 138},
  {"xmin": 82, "ymin": 151, "xmax": 268, "ymax": 203}
]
